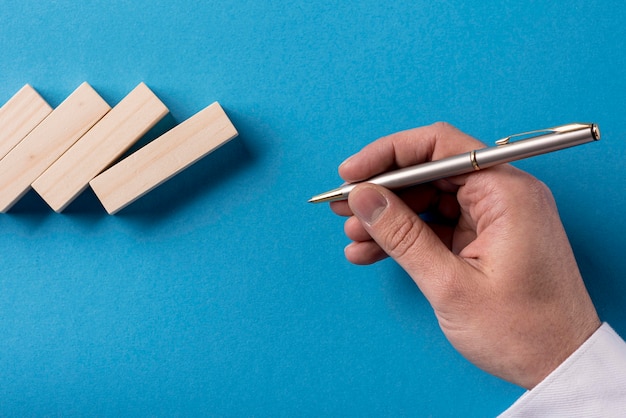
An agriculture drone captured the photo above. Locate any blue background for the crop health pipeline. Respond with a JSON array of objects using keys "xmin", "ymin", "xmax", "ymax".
[{"xmin": 1, "ymin": 1, "xmax": 625, "ymax": 416}]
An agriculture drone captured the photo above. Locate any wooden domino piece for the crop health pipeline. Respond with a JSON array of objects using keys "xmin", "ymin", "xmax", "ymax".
[
  {"xmin": 0, "ymin": 82, "xmax": 110, "ymax": 212},
  {"xmin": 32, "ymin": 83, "xmax": 169, "ymax": 212},
  {"xmin": 90, "ymin": 102, "xmax": 238, "ymax": 214},
  {"xmin": 0, "ymin": 85, "xmax": 52, "ymax": 159}
]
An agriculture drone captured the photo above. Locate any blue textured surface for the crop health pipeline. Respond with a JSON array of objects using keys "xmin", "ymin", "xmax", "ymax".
[{"xmin": 1, "ymin": 1, "xmax": 625, "ymax": 415}]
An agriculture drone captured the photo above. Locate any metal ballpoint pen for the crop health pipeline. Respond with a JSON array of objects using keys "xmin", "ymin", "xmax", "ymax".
[{"xmin": 308, "ymin": 123, "xmax": 600, "ymax": 203}]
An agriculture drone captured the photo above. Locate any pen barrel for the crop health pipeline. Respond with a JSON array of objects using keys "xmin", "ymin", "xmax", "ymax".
[
  {"xmin": 320, "ymin": 124, "xmax": 599, "ymax": 203},
  {"xmin": 367, "ymin": 152, "xmax": 474, "ymax": 189},
  {"xmin": 474, "ymin": 126, "xmax": 598, "ymax": 169}
]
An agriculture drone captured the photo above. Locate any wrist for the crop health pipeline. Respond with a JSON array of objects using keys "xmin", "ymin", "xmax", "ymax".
[{"xmin": 522, "ymin": 316, "xmax": 602, "ymax": 389}]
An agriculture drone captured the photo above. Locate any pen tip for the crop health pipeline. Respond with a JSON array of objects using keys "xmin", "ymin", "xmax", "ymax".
[{"xmin": 308, "ymin": 188, "xmax": 344, "ymax": 203}]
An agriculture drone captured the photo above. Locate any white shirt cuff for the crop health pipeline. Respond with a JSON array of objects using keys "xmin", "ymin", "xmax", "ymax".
[{"xmin": 499, "ymin": 322, "xmax": 626, "ymax": 417}]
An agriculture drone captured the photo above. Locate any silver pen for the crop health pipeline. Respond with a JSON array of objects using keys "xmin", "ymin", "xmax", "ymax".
[{"xmin": 309, "ymin": 123, "xmax": 600, "ymax": 203}]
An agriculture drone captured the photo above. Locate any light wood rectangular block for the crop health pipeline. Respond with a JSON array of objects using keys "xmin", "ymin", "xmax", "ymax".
[
  {"xmin": 32, "ymin": 83, "xmax": 169, "ymax": 212},
  {"xmin": 0, "ymin": 85, "xmax": 53, "ymax": 159},
  {"xmin": 0, "ymin": 82, "xmax": 110, "ymax": 212},
  {"xmin": 90, "ymin": 102, "xmax": 238, "ymax": 214}
]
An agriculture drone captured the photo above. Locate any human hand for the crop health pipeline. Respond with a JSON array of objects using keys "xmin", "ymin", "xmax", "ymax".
[{"xmin": 331, "ymin": 122, "xmax": 601, "ymax": 389}]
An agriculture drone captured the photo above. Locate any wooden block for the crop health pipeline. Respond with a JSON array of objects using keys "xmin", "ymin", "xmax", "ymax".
[
  {"xmin": 0, "ymin": 82, "xmax": 110, "ymax": 212},
  {"xmin": 0, "ymin": 85, "xmax": 53, "ymax": 160},
  {"xmin": 32, "ymin": 83, "xmax": 169, "ymax": 212},
  {"xmin": 90, "ymin": 102, "xmax": 238, "ymax": 214}
]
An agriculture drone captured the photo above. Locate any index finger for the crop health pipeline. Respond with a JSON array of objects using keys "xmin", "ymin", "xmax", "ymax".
[{"xmin": 338, "ymin": 122, "xmax": 485, "ymax": 183}]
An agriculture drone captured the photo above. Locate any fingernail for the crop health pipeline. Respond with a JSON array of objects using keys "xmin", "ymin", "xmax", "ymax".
[{"xmin": 350, "ymin": 186, "xmax": 388, "ymax": 225}]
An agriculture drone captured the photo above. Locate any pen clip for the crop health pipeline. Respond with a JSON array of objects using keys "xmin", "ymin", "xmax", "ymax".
[{"xmin": 495, "ymin": 123, "xmax": 592, "ymax": 145}]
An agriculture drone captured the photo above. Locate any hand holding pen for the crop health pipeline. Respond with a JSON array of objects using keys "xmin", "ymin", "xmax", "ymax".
[{"xmin": 326, "ymin": 122, "xmax": 601, "ymax": 389}]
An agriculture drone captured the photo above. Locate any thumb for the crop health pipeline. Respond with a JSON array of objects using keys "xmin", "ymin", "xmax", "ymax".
[{"xmin": 348, "ymin": 183, "xmax": 459, "ymax": 290}]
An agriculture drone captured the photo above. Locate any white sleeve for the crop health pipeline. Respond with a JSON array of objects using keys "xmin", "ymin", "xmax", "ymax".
[{"xmin": 499, "ymin": 322, "xmax": 626, "ymax": 417}]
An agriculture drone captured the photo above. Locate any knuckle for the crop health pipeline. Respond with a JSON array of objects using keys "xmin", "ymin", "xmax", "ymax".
[
  {"xmin": 381, "ymin": 216, "xmax": 427, "ymax": 261},
  {"xmin": 430, "ymin": 121, "xmax": 458, "ymax": 134},
  {"xmin": 514, "ymin": 172, "xmax": 558, "ymax": 210},
  {"xmin": 531, "ymin": 178, "xmax": 555, "ymax": 202}
]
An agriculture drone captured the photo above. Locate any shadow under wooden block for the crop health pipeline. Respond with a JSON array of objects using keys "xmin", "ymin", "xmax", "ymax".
[
  {"xmin": 32, "ymin": 82, "xmax": 169, "ymax": 212},
  {"xmin": 90, "ymin": 102, "xmax": 238, "ymax": 215},
  {"xmin": 0, "ymin": 82, "xmax": 110, "ymax": 213},
  {"xmin": 114, "ymin": 137, "xmax": 251, "ymax": 223},
  {"xmin": 0, "ymin": 84, "xmax": 52, "ymax": 160}
]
